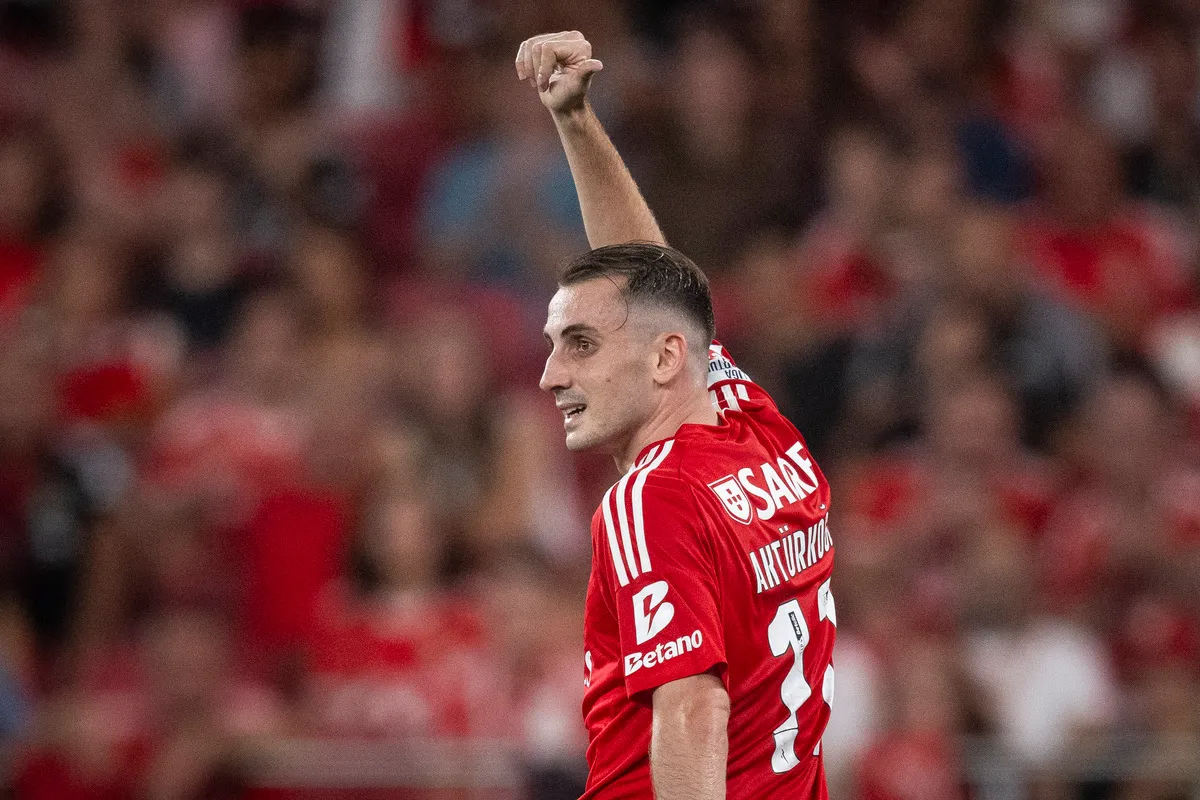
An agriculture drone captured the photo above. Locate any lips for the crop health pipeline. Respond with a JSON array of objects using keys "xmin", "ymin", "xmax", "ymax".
[{"xmin": 559, "ymin": 402, "xmax": 587, "ymax": 424}]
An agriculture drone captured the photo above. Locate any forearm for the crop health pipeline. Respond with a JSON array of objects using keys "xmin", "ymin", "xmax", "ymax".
[
  {"xmin": 552, "ymin": 103, "xmax": 666, "ymax": 248},
  {"xmin": 650, "ymin": 678, "xmax": 729, "ymax": 800}
]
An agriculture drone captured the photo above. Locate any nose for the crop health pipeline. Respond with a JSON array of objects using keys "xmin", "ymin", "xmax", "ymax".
[{"xmin": 539, "ymin": 350, "xmax": 570, "ymax": 394}]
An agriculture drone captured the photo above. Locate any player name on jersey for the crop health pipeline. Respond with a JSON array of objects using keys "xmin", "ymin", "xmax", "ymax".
[{"xmin": 749, "ymin": 515, "xmax": 833, "ymax": 595}]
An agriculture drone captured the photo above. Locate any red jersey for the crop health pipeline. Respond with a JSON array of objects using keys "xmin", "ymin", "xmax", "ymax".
[{"xmin": 580, "ymin": 343, "xmax": 836, "ymax": 799}]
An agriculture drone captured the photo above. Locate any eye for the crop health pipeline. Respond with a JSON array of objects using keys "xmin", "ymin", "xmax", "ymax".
[{"xmin": 575, "ymin": 338, "xmax": 594, "ymax": 353}]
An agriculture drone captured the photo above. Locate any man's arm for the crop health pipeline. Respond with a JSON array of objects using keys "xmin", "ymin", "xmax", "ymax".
[
  {"xmin": 516, "ymin": 31, "xmax": 666, "ymax": 248},
  {"xmin": 651, "ymin": 673, "xmax": 730, "ymax": 800}
]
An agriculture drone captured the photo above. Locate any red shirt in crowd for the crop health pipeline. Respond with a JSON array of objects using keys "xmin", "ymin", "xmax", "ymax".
[
  {"xmin": 580, "ymin": 343, "xmax": 836, "ymax": 799},
  {"xmin": 1021, "ymin": 211, "xmax": 1195, "ymax": 344},
  {"xmin": 305, "ymin": 586, "xmax": 506, "ymax": 739}
]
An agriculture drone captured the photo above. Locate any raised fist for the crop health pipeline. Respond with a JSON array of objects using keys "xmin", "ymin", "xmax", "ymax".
[{"xmin": 515, "ymin": 31, "xmax": 604, "ymax": 114}]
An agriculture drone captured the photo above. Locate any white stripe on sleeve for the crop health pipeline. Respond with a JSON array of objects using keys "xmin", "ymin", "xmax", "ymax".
[
  {"xmin": 614, "ymin": 445, "xmax": 654, "ymax": 581},
  {"xmin": 601, "ymin": 486, "xmax": 630, "ymax": 587},
  {"xmin": 631, "ymin": 440, "xmax": 675, "ymax": 574}
]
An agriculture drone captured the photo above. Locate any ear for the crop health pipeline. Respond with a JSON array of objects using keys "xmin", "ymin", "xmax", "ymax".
[{"xmin": 651, "ymin": 332, "xmax": 689, "ymax": 386}]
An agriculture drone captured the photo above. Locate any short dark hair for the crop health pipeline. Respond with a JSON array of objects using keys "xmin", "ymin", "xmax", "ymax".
[{"xmin": 560, "ymin": 242, "xmax": 716, "ymax": 343}]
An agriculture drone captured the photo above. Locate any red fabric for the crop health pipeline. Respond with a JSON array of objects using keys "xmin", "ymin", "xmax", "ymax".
[
  {"xmin": 855, "ymin": 731, "xmax": 965, "ymax": 800},
  {"xmin": 13, "ymin": 750, "xmax": 140, "ymax": 800},
  {"xmin": 13, "ymin": 649, "xmax": 152, "ymax": 800},
  {"xmin": 399, "ymin": 0, "xmax": 435, "ymax": 70},
  {"xmin": 808, "ymin": 250, "xmax": 895, "ymax": 328},
  {"xmin": 841, "ymin": 458, "xmax": 925, "ymax": 528},
  {"xmin": 16, "ymin": 651, "xmax": 278, "ymax": 800},
  {"xmin": 581, "ymin": 343, "xmax": 834, "ymax": 799},
  {"xmin": 839, "ymin": 453, "xmax": 1059, "ymax": 539},
  {"xmin": 796, "ymin": 220, "xmax": 897, "ymax": 334},
  {"xmin": 242, "ymin": 486, "xmax": 352, "ymax": 653},
  {"xmin": 0, "ymin": 235, "xmax": 40, "ymax": 327},
  {"xmin": 1113, "ymin": 597, "xmax": 1200, "ymax": 678},
  {"xmin": 1021, "ymin": 212, "xmax": 1195, "ymax": 342},
  {"xmin": 245, "ymin": 791, "xmax": 501, "ymax": 800},
  {"xmin": 304, "ymin": 587, "xmax": 504, "ymax": 738},
  {"xmin": 115, "ymin": 141, "xmax": 166, "ymax": 194},
  {"xmin": 1039, "ymin": 466, "xmax": 1200, "ymax": 610},
  {"xmin": 358, "ymin": 114, "xmax": 450, "ymax": 276},
  {"xmin": 143, "ymin": 393, "xmax": 306, "ymax": 514},
  {"xmin": 991, "ymin": 37, "xmax": 1070, "ymax": 144},
  {"xmin": 1161, "ymin": 469, "xmax": 1200, "ymax": 548},
  {"xmin": 58, "ymin": 361, "xmax": 149, "ymax": 423}
]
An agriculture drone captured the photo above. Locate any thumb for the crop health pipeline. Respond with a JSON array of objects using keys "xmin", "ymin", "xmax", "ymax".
[
  {"xmin": 577, "ymin": 58, "xmax": 604, "ymax": 76},
  {"xmin": 544, "ymin": 59, "xmax": 603, "ymax": 96}
]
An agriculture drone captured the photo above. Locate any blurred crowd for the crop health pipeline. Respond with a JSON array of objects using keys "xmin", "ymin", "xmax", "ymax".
[{"xmin": 0, "ymin": 0, "xmax": 1199, "ymax": 798}]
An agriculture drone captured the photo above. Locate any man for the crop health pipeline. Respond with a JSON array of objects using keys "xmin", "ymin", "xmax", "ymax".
[{"xmin": 518, "ymin": 32, "xmax": 837, "ymax": 800}]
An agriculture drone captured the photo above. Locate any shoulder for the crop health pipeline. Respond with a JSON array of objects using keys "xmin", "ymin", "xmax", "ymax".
[
  {"xmin": 594, "ymin": 441, "xmax": 699, "ymax": 566},
  {"xmin": 605, "ymin": 439, "xmax": 691, "ymax": 520},
  {"xmin": 588, "ymin": 440, "xmax": 686, "ymax": 533}
]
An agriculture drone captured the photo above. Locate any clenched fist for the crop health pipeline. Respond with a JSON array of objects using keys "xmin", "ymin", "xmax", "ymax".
[{"xmin": 515, "ymin": 31, "xmax": 604, "ymax": 114}]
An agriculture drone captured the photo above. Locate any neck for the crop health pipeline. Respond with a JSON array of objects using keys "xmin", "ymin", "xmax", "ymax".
[{"xmin": 615, "ymin": 387, "xmax": 718, "ymax": 473}]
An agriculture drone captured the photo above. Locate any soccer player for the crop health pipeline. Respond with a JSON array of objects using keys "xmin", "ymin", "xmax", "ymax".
[{"xmin": 517, "ymin": 32, "xmax": 837, "ymax": 800}]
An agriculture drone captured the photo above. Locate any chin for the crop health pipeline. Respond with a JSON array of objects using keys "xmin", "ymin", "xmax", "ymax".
[
  {"xmin": 563, "ymin": 431, "xmax": 591, "ymax": 452},
  {"xmin": 564, "ymin": 427, "xmax": 606, "ymax": 453}
]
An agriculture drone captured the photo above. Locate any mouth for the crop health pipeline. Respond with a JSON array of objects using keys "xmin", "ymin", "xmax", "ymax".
[{"xmin": 558, "ymin": 402, "xmax": 587, "ymax": 426}]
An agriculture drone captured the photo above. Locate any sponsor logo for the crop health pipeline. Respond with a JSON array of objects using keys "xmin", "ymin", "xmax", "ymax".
[
  {"xmin": 709, "ymin": 475, "xmax": 753, "ymax": 524},
  {"xmin": 711, "ymin": 443, "xmax": 822, "ymax": 523},
  {"xmin": 624, "ymin": 630, "xmax": 704, "ymax": 675},
  {"xmin": 633, "ymin": 580, "xmax": 675, "ymax": 644}
]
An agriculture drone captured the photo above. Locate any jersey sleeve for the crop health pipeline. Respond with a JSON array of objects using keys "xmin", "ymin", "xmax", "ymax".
[
  {"xmin": 597, "ymin": 462, "xmax": 727, "ymax": 700},
  {"xmin": 707, "ymin": 340, "xmax": 780, "ymax": 415}
]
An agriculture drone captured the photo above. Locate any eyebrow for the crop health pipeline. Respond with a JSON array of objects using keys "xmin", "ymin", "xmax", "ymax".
[{"xmin": 545, "ymin": 323, "xmax": 603, "ymax": 341}]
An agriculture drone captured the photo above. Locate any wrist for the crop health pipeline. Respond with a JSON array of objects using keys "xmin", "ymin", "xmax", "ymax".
[{"xmin": 552, "ymin": 101, "xmax": 594, "ymax": 131}]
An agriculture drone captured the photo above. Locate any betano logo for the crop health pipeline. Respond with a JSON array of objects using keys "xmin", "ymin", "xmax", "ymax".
[
  {"xmin": 624, "ymin": 630, "xmax": 704, "ymax": 676},
  {"xmin": 632, "ymin": 580, "xmax": 675, "ymax": 644}
]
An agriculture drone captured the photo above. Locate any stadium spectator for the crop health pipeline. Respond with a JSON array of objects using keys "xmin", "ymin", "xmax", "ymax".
[{"xmin": 0, "ymin": 1, "xmax": 1196, "ymax": 797}]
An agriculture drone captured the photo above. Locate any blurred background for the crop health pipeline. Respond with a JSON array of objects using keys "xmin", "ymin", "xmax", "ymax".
[{"xmin": 0, "ymin": 0, "xmax": 1198, "ymax": 798}]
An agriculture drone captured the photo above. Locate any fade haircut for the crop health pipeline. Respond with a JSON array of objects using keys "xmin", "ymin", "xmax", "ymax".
[{"xmin": 560, "ymin": 242, "xmax": 717, "ymax": 344}]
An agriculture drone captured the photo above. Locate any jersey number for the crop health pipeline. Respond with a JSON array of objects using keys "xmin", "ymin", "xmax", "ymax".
[{"xmin": 766, "ymin": 578, "xmax": 835, "ymax": 773}]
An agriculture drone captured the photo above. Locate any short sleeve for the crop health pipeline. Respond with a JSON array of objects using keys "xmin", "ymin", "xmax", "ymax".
[{"xmin": 596, "ymin": 461, "xmax": 727, "ymax": 699}]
